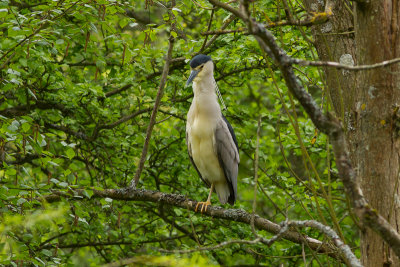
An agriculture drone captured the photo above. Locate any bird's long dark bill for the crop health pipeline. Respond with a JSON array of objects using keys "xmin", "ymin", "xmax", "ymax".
[{"xmin": 186, "ymin": 70, "xmax": 199, "ymax": 86}]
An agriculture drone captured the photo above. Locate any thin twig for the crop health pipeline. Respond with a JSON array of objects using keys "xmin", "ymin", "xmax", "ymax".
[
  {"xmin": 202, "ymin": 28, "xmax": 246, "ymax": 35},
  {"xmin": 289, "ymin": 220, "xmax": 362, "ymax": 267},
  {"xmin": 292, "ymin": 56, "xmax": 400, "ymax": 71},
  {"xmin": 250, "ymin": 115, "xmax": 261, "ymax": 236},
  {"xmin": 0, "ymin": 0, "xmax": 81, "ymax": 66},
  {"xmin": 190, "ymin": 0, "xmax": 216, "ymax": 10},
  {"xmin": 131, "ymin": 37, "xmax": 175, "ymax": 188},
  {"xmin": 159, "ymin": 238, "xmax": 262, "ymax": 253},
  {"xmin": 199, "ymin": 14, "xmax": 235, "ymax": 53},
  {"xmin": 200, "ymin": 8, "xmax": 215, "ymax": 51}
]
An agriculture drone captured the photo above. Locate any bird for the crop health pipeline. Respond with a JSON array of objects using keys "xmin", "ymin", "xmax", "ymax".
[{"xmin": 185, "ymin": 54, "xmax": 240, "ymax": 213}]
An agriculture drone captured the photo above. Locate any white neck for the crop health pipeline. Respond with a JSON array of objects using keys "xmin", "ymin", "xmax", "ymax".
[
  {"xmin": 193, "ymin": 72, "xmax": 215, "ymax": 96},
  {"xmin": 192, "ymin": 74, "xmax": 221, "ymax": 116}
]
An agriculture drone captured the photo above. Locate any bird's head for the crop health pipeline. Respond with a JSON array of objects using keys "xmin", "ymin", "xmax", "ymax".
[{"xmin": 186, "ymin": 54, "xmax": 213, "ymax": 86}]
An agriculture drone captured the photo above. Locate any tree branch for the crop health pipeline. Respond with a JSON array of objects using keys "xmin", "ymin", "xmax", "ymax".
[
  {"xmin": 91, "ymin": 107, "xmax": 153, "ymax": 140},
  {"xmin": 208, "ymin": 0, "xmax": 400, "ymax": 260},
  {"xmin": 43, "ymin": 187, "xmax": 340, "ymax": 259},
  {"xmin": 40, "ymin": 233, "xmax": 199, "ymax": 249},
  {"xmin": 292, "ymin": 56, "xmax": 400, "ymax": 71},
  {"xmin": 104, "ymin": 84, "xmax": 133, "ymax": 98},
  {"xmin": 0, "ymin": 101, "xmax": 72, "ymax": 117},
  {"xmin": 131, "ymin": 35, "xmax": 175, "ymax": 187},
  {"xmin": 200, "ymin": 10, "xmax": 332, "ymax": 36},
  {"xmin": 288, "ymin": 220, "xmax": 361, "ymax": 267}
]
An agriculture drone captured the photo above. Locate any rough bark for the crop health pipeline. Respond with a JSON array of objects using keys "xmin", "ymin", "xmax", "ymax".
[
  {"xmin": 43, "ymin": 187, "xmax": 340, "ymax": 259},
  {"xmin": 303, "ymin": 1, "xmax": 400, "ymax": 266},
  {"xmin": 207, "ymin": 0, "xmax": 400, "ymax": 264},
  {"xmin": 302, "ymin": 0, "xmax": 357, "ymax": 156},
  {"xmin": 354, "ymin": 2, "xmax": 400, "ymax": 266}
]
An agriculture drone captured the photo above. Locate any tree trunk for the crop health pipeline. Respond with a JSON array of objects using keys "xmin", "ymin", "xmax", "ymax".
[{"xmin": 303, "ymin": 1, "xmax": 400, "ymax": 266}]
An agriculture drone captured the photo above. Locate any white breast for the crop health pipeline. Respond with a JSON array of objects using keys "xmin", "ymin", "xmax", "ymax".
[
  {"xmin": 187, "ymin": 95, "xmax": 225, "ymax": 184},
  {"xmin": 186, "ymin": 79, "xmax": 231, "ymax": 204}
]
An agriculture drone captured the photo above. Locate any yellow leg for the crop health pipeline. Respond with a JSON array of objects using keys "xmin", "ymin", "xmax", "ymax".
[{"xmin": 195, "ymin": 183, "xmax": 214, "ymax": 213}]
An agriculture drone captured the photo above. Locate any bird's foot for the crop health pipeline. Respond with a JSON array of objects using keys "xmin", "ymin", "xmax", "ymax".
[{"xmin": 195, "ymin": 200, "xmax": 211, "ymax": 213}]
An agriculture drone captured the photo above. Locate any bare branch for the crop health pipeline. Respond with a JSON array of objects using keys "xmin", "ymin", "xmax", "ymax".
[
  {"xmin": 104, "ymin": 84, "xmax": 133, "ymax": 98},
  {"xmin": 292, "ymin": 57, "xmax": 400, "ymax": 71},
  {"xmin": 199, "ymin": 14, "xmax": 236, "ymax": 53},
  {"xmin": 251, "ymin": 116, "xmax": 262, "ymax": 236},
  {"xmin": 289, "ymin": 220, "xmax": 362, "ymax": 267},
  {"xmin": 43, "ymin": 187, "xmax": 340, "ymax": 259},
  {"xmin": 91, "ymin": 107, "xmax": 153, "ymax": 140},
  {"xmin": 44, "ymin": 108, "xmax": 153, "ymax": 141},
  {"xmin": 0, "ymin": 101, "xmax": 72, "ymax": 117},
  {"xmin": 40, "ymin": 233, "xmax": 197, "ymax": 249},
  {"xmin": 159, "ymin": 238, "xmax": 263, "ymax": 253},
  {"xmin": 201, "ymin": 28, "xmax": 247, "ymax": 36},
  {"xmin": 200, "ymin": 8, "xmax": 215, "ymax": 51},
  {"xmin": 45, "ymin": 122, "xmax": 89, "ymax": 140},
  {"xmin": 200, "ymin": 10, "xmax": 332, "ymax": 36},
  {"xmin": 131, "ymin": 36, "xmax": 175, "ymax": 188},
  {"xmin": 215, "ymin": 63, "xmax": 268, "ymax": 81}
]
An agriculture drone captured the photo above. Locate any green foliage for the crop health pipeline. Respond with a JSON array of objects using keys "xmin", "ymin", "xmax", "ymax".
[{"xmin": 0, "ymin": 0, "xmax": 355, "ymax": 266}]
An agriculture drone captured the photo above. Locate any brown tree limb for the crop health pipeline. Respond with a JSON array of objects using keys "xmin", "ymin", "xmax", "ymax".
[
  {"xmin": 288, "ymin": 220, "xmax": 361, "ymax": 267},
  {"xmin": 201, "ymin": 28, "xmax": 247, "ymax": 35},
  {"xmin": 200, "ymin": 11, "xmax": 332, "ymax": 36},
  {"xmin": 43, "ymin": 187, "xmax": 339, "ymax": 259},
  {"xmin": 208, "ymin": 0, "xmax": 400, "ymax": 259},
  {"xmin": 158, "ymin": 219, "xmax": 361, "ymax": 266},
  {"xmin": 45, "ymin": 122, "xmax": 89, "ymax": 140},
  {"xmin": 199, "ymin": 14, "xmax": 236, "ymax": 53},
  {"xmin": 131, "ymin": 36, "xmax": 175, "ymax": 188},
  {"xmin": 215, "ymin": 63, "xmax": 268, "ymax": 81},
  {"xmin": 291, "ymin": 56, "xmax": 400, "ymax": 71},
  {"xmin": 43, "ymin": 107, "xmax": 153, "ymax": 141},
  {"xmin": 91, "ymin": 107, "xmax": 153, "ymax": 140},
  {"xmin": 200, "ymin": 8, "xmax": 215, "ymax": 51},
  {"xmin": 40, "ymin": 232, "xmax": 199, "ymax": 249},
  {"xmin": 104, "ymin": 84, "xmax": 133, "ymax": 98},
  {"xmin": 201, "ymin": 9, "xmax": 332, "ymax": 36},
  {"xmin": 0, "ymin": 101, "xmax": 72, "ymax": 117}
]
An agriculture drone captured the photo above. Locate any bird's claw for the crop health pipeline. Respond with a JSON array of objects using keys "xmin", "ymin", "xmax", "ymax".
[{"xmin": 195, "ymin": 201, "xmax": 211, "ymax": 213}]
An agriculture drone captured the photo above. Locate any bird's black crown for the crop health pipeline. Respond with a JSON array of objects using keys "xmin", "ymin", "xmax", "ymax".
[{"xmin": 190, "ymin": 54, "xmax": 212, "ymax": 68}]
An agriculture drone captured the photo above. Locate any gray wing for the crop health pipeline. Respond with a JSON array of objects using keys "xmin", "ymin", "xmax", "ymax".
[
  {"xmin": 186, "ymin": 131, "xmax": 211, "ymax": 188},
  {"xmin": 215, "ymin": 115, "xmax": 240, "ymax": 205}
]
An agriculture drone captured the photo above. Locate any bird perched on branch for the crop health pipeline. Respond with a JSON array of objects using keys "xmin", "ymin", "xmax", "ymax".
[{"xmin": 186, "ymin": 54, "xmax": 240, "ymax": 212}]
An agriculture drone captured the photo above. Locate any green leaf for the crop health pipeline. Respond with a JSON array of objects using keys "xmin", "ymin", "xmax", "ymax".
[
  {"xmin": 0, "ymin": 9, "xmax": 7, "ymax": 18},
  {"xmin": 17, "ymin": 198, "xmax": 27, "ymax": 205},
  {"xmin": 50, "ymin": 178, "xmax": 60, "ymax": 184},
  {"xmin": 6, "ymin": 168, "xmax": 17, "ymax": 176},
  {"xmin": 119, "ymin": 18, "xmax": 130, "ymax": 28},
  {"xmin": 65, "ymin": 148, "xmax": 75, "ymax": 159},
  {"xmin": 83, "ymin": 189, "xmax": 94, "ymax": 199},
  {"xmin": 58, "ymin": 182, "xmax": 68, "ymax": 188},
  {"xmin": 21, "ymin": 122, "xmax": 30, "ymax": 132}
]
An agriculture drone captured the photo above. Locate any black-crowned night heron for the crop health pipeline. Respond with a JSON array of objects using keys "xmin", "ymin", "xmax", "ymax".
[{"xmin": 186, "ymin": 54, "xmax": 240, "ymax": 212}]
